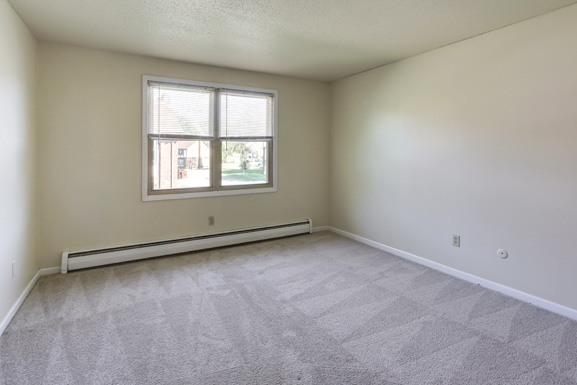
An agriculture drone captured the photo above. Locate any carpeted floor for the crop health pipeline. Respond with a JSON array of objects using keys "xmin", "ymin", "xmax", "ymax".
[{"xmin": 1, "ymin": 231, "xmax": 577, "ymax": 384}]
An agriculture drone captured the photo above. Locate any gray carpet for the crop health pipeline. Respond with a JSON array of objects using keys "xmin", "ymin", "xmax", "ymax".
[{"xmin": 1, "ymin": 232, "xmax": 577, "ymax": 384}]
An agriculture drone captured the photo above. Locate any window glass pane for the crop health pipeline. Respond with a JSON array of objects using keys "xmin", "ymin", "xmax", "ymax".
[
  {"xmin": 149, "ymin": 84, "xmax": 214, "ymax": 136},
  {"xmin": 151, "ymin": 139, "xmax": 211, "ymax": 190},
  {"xmin": 220, "ymin": 92, "xmax": 272, "ymax": 138},
  {"xmin": 221, "ymin": 141, "xmax": 269, "ymax": 186}
]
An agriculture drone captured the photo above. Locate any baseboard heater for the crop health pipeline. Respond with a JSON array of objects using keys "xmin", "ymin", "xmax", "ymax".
[{"xmin": 61, "ymin": 219, "xmax": 312, "ymax": 274}]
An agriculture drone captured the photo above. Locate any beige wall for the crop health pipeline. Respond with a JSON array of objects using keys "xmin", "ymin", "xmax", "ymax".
[
  {"xmin": 0, "ymin": 0, "xmax": 38, "ymax": 323},
  {"xmin": 331, "ymin": 4, "xmax": 577, "ymax": 309},
  {"xmin": 37, "ymin": 43, "xmax": 331, "ymax": 268}
]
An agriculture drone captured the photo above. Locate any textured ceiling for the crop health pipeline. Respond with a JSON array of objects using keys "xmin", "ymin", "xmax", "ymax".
[{"xmin": 7, "ymin": 0, "xmax": 577, "ymax": 81}]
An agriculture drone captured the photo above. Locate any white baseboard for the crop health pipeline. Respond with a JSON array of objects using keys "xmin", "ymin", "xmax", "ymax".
[
  {"xmin": 0, "ymin": 266, "xmax": 60, "ymax": 335},
  {"xmin": 0, "ymin": 271, "xmax": 41, "ymax": 335},
  {"xmin": 328, "ymin": 227, "xmax": 577, "ymax": 322},
  {"xmin": 312, "ymin": 226, "xmax": 330, "ymax": 233},
  {"xmin": 39, "ymin": 266, "xmax": 61, "ymax": 276}
]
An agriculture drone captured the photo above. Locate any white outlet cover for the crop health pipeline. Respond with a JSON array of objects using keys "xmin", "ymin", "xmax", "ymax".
[{"xmin": 497, "ymin": 249, "xmax": 508, "ymax": 259}]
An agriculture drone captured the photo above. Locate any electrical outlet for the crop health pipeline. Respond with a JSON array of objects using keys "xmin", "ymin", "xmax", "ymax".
[
  {"xmin": 208, "ymin": 216, "xmax": 215, "ymax": 226},
  {"xmin": 452, "ymin": 235, "xmax": 461, "ymax": 248}
]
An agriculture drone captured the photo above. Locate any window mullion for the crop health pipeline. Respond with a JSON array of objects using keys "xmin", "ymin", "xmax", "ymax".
[{"xmin": 213, "ymin": 89, "xmax": 222, "ymax": 190}]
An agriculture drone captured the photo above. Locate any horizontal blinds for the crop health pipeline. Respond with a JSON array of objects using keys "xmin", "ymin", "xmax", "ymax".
[
  {"xmin": 220, "ymin": 90, "xmax": 273, "ymax": 138},
  {"xmin": 148, "ymin": 81, "xmax": 214, "ymax": 137},
  {"xmin": 148, "ymin": 81, "xmax": 274, "ymax": 139}
]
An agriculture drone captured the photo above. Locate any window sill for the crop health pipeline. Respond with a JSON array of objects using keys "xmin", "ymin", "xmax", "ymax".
[{"xmin": 142, "ymin": 186, "xmax": 277, "ymax": 201}]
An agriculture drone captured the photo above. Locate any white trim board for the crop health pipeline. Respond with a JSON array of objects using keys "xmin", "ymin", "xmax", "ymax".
[
  {"xmin": 40, "ymin": 266, "xmax": 61, "ymax": 276},
  {"xmin": 0, "ymin": 271, "xmax": 41, "ymax": 335},
  {"xmin": 0, "ymin": 267, "xmax": 59, "ymax": 335},
  {"xmin": 0, "ymin": 268, "xmax": 48, "ymax": 336},
  {"xmin": 327, "ymin": 227, "xmax": 577, "ymax": 322}
]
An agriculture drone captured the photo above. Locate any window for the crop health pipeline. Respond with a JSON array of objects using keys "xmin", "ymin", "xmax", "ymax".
[{"xmin": 142, "ymin": 76, "xmax": 277, "ymax": 200}]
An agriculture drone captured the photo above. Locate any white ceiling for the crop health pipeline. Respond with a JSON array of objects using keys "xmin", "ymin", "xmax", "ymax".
[{"xmin": 8, "ymin": 0, "xmax": 577, "ymax": 82}]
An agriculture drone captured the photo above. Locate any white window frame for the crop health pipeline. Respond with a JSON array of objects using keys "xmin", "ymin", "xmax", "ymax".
[{"xmin": 142, "ymin": 75, "xmax": 278, "ymax": 201}]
